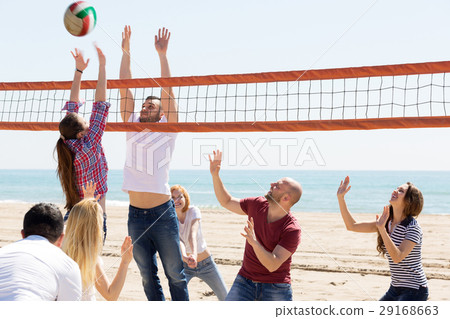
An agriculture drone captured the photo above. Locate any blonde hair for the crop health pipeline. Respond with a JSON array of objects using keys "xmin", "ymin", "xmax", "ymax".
[
  {"xmin": 170, "ymin": 184, "xmax": 190, "ymax": 213},
  {"xmin": 62, "ymin": 199, "xmax": 103, "ymax": 289}
]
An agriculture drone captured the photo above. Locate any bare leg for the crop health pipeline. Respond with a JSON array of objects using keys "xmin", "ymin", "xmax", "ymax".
[
  {"xmin": 99, "ymin": 196, "xmax": 107, "ymax": 242},
  {"xmin": 99, "ymin": 196, "xmax": 106, "ymax": 213}
]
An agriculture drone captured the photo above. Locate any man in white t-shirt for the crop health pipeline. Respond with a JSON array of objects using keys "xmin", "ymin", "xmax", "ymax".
[
  {"xmin": 0, "ymin": 203, "xmax": 82, "ymax": 301},
  {"xmin": 119, "ymin": 25, "xmax": 188, "ymax": 301}
]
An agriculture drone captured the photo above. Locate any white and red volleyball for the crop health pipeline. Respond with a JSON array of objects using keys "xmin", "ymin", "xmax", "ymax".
[{"xmin": 63, "ymin": 1, "xmax": 97, "ymax": 37}]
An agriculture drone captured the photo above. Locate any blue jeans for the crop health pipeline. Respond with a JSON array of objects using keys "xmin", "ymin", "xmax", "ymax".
[
  {"xmin": 225, "ymin": 274, "xmax": 292, "ymax": 301},
  {"xmin": 127, "ymin": 201, "xmax": 189, "ymax": 301},
  {"xmin": 184, "ymin": 255, "xmax": 228, "ymax": 301},
  {"xmin": 380, "ymin": 285, "xmax": 429, "ymax": 301}
]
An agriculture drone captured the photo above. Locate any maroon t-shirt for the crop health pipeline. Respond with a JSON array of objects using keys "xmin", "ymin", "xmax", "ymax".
[{"xmin": 238, "ymin": 196, "xmax": 301, "ymax": 284}]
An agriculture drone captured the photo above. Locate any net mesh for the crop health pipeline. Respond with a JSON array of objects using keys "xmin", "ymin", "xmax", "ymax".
[{"xmin": 2, "ymin": 61, "xmax": 450, "ymax": 131}]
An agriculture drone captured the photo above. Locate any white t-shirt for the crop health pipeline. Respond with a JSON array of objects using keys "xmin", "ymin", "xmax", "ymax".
[
  {"xmin": 178, "ymin": 206, "xmax": 207, "ymax": 254},
  {"xmin": 122, "ymin": 114, "xmax": 177, "ymax": 195},
  {"xmin": 0, "ymin": 235, "xmax": 82, "ymax": 301}
]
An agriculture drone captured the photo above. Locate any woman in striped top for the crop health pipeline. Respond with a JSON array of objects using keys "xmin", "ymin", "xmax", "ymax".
[{"xmin": 337, "ymin": 176, "xmax": 428, "ymax": 301}]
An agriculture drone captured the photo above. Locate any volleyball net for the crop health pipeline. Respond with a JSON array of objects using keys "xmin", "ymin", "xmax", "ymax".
[{"xmin": 2, "ymin": 61, "xmax": 450, "ymax": 132}]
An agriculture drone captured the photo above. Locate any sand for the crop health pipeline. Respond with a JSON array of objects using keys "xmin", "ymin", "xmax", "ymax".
[{"xmin": 1, "ymin": 203, "xmax": 449, "ymax": 301}]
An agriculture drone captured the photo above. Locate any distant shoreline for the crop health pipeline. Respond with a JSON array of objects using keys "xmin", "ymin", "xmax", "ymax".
[{"xmin": 2, "ymin": 170, "xmax": 450, "ymax": 215}]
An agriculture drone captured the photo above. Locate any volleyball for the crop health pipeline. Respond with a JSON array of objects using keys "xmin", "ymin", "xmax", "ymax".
[{"xmin": 63, "ymin": 1, "xmax": 97, "ymax": 37}]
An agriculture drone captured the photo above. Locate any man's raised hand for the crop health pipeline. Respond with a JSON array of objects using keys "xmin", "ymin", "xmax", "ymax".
[
  {"xmin": 154, "ymin": 27, "xmax": 170, "ymax": 56},
  {"xmin": 208, "ymin": 149, "xmax": 222, "ymax": 177},
  {"xmin": 241, "ymin": 217, "xmax": 258, "ymax": 247},
  {"xmin": 121, "ymin": 25, "xmax": 131, "ymax": 54}
]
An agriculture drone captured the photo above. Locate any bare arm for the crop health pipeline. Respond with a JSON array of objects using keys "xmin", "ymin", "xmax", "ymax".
[
  {"xmin": 179, "ymin": 240, "xmax": 189, "ymax": 261},
  {"xmin": 155, "ymin": 27, "xmax": 178, "ymax": 123},
  {"xmin": 69, "ymin": 48, "xmax": 89, "ymax": 102},
  {"xmin": 119, "ymin": 25, "xmax": 135, "ymax": 122},
  {"xmin": 188, "ymin": 219, "xmax": 200, "ymax": 262},
  {"xmin": 337, "ymin": 176, "xmax": 377, "ymax": 233},
  {"xmin": 95, "ymin": 236, "xmax": 133, "ymax": 301},
  {"xmin": 242, "ymin": 218, "xmax": 293, "ymax": 272},
  {"xmin": 376, "ymin": 206, "xmax": 417, "ymax": 263},
  {"xmin": 94, "ymin": 45, "xmax": 106, "ymax": 102},
  {"xmin": 209, "ymin": 150, "xmax": 245, "ymax": 215}
]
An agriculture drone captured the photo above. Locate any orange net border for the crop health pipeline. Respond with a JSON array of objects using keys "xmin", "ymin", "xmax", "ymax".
[{"xmin": 2, "ymin": 60, "xmax": 450, "ymax": 132}]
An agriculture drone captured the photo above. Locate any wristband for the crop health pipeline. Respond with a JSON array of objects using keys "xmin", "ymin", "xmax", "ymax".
[{"xmin": 76, "ymin": 69, "xmax": 83, "ymax": 74}]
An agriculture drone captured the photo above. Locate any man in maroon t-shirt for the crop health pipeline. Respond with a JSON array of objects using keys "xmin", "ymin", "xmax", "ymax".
[{"xmin": 209, "ymin": 150, "xmax": 302, "ymax": 301}]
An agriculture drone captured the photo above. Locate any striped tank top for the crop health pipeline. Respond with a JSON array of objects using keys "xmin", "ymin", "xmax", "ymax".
[{"xmin": 384, "ymin": 216, "xmax": 427, "ymax": 289}]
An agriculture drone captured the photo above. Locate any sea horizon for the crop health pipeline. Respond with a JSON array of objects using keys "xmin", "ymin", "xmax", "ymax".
[{"xmin": 1, "ymin": 169, "xmax": 449, "ymax": 215}]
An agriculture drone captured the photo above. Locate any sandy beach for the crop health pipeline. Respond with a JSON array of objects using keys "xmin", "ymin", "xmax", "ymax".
[{"xmin": 1, "ymin": 203, "xmax": 449, "ymax": 301}]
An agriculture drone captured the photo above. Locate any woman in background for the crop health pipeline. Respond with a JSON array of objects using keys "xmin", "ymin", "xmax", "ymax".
[{"xmin": 171, "ymin": 184, "xmax": 228, "ymax": 300}]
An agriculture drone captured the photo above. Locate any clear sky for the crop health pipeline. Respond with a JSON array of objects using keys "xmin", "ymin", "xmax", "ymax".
[{"xmin": 1, "ymin": 0, "xmax": 450, "ymax": 171}]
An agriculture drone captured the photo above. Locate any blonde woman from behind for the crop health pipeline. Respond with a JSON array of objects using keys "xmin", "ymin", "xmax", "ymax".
[{"xmin": 62, "ymin": 182, "xmax": 133, "ymax": 301}]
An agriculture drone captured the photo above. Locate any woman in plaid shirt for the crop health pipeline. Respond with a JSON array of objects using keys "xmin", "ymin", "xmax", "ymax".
[{"xmin": 55, "ymin": 45, "xmax": 110, "ymax": 238}]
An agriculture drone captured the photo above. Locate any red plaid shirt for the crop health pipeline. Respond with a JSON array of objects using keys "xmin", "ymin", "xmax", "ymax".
[{"xmin": 63, "ymin": 101, "xmax": 109, "ymax": 199}]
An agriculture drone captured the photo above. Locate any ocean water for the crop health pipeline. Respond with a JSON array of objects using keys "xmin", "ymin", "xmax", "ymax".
[{"xmin": 0, "ymin": 169, "xmax": 449, "ymax": 215}]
